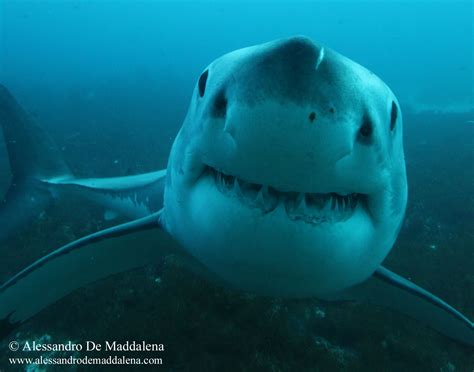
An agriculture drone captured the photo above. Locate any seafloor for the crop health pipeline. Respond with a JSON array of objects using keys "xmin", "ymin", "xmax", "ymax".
[{"xmin": 0, "ymin": 110, "xmax": 473, "ymax": 371}]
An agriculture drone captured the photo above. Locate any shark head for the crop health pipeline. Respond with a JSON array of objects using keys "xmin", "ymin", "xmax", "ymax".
[{"xmin": 163, "ymin": 36, "xmax": 408, "ymax": 297}]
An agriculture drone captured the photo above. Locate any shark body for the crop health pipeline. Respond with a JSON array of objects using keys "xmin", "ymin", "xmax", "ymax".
[{"xmin": 0, "ymin": 37, "xmax": 472, "ymax": 346}]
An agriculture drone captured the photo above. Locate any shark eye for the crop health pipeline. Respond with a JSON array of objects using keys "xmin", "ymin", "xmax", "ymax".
[
  {"xmin": 198, "ymin": 69, "xmax": 209, "ymax": 98},
  {"xmin": 390, "ymin": 101, "xmax": 398, "ymax": 131}
]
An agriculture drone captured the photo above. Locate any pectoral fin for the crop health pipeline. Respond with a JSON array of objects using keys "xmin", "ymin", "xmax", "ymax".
[
  {"xmin": 0, "ymin": 210, "xmax": 180, "ymax": 339},
  {"xmin": 333, "ymin": 266, "xmax": 474, "ymax": 346}
]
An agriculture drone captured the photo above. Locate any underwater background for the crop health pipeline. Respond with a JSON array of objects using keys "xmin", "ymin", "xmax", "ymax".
[{"xmin": 0, "ymin": 0, "xmax": 473, "ymax": 371}]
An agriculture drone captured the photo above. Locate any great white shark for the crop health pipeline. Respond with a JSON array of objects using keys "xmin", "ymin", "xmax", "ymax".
[{"xmin": 0, "ymin": 36, "xmax": 472, "ymax": 345}]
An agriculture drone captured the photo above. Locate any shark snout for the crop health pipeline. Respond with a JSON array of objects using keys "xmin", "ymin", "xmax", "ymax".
[
  {"xmin": 196, "ymin": 36, "xmax": 375, "ymax": 190},
  {"xmin": 232, "ymin": 36, "xmax": 326, "ymax": 107},
  {"xmin": 267, "ymin": 35, "xmax": 324, "ymax": 72}
]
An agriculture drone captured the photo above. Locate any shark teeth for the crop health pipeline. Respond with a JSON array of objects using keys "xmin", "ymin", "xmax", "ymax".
[
  {"xmin": 209, "ymin": 167, "xmax": 361, "ymax": 222},
  {"xmin": 285, "ymin": 192, "xmax": 358, "ymax": 224}
]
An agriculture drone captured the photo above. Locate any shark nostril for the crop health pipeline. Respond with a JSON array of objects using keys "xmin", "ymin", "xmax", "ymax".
[
  {"xmin": 357, "ymin": 117, "xmax": 374, "ymax": 145},
  {"xmin": 309, "ymin": 112, "xmax": 316, "ymax": 123},
  {"xmin": 213, "ymin": 90, "xmax": 228, "ymax": 118},
  {"xmin": 359, "ymin": 122, "xmax": 372, "ymax": 137}
]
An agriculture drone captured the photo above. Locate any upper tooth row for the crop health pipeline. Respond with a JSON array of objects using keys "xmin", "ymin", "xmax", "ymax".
[
  {"xmin": 215, "ymin": 172, "xmax": 278, "ymax": 212},
  {"xmin": 213, "ymin": 171, "xmax": 358, "ymax": 212}
]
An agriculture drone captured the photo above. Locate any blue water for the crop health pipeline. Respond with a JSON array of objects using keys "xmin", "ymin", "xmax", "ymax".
[{"xmin": 0, "ymin": 1, "xmax": 473, "ymax": 371}]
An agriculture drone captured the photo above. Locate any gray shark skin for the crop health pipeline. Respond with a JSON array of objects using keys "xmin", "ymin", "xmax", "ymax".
[
  {"xmin": 0, "ymin": 84, "xmax": 70, "ymax": 244},
  {"xmin": 0, "ymin": 85, "xmax": 166, "ymax": 246},
  {"xmin": 0, "ymin": 37, "xmax": 472, "ymax": 346}
]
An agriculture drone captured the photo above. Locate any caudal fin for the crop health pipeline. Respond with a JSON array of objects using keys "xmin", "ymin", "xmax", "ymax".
[
  {"xmin": 0, "ymin": 85, "xmax": 70, "ymax": 180},
  {"xmin": 0, "ymin": 85, "xmax": 71, "ymax": 244}
]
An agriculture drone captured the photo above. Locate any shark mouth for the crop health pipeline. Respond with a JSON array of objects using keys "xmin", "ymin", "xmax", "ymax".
[{"xmin": 206, "ymin": 166, "xmax": 365, "ymax": 224}]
